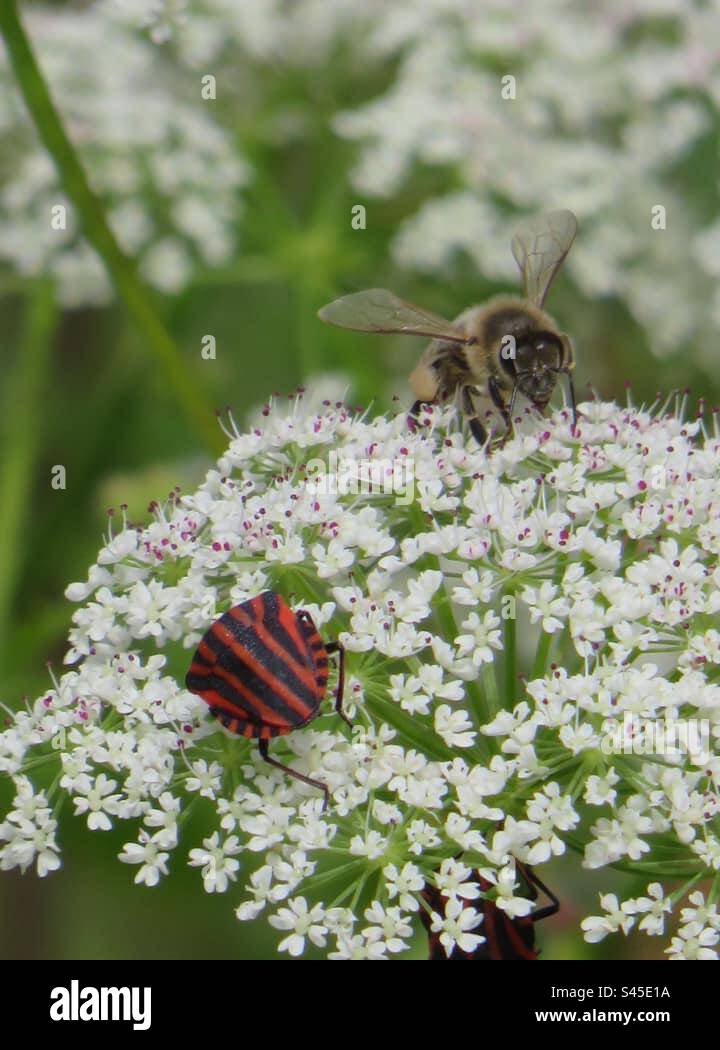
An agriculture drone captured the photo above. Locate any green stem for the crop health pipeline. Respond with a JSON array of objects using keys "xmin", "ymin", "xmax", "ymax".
[
  {"xmin": 301, "ymin": 859, "xmax": 367, "ymax": 894},
  {"xmin": 328, "ymin": 870, "xmax": 367, "ymax": 910},
  {"xmin": 0, "ymin": 279, "xmax": 56, "ymax": 671},
  {"xmin": 0, "ymin": 1, "xmax": 222, "ymax": 454},
  {"xmin": 502, "ymin": 588, "xmax": 517, "ymax": 707},
  {"xmin": 565, "ymin": 759, "xmax": 588, "ymax": 801},
  {"xmin": 366, "ymin": 693, "xmax": 453, "ymax": 762},
  {"xmin": 531, "ymin": 560, "xmax": 566, "ymax": 678},
  {"xmin": 670, "ymin": 871, "xmax": 705, "ymax": 905},
  {"xmin": 481, "ymin": 661, "xmax": 501, "ymax": 720},
  {"xmin": 531, "ymin": 628, "xmax": 555, "ymax": 680}
]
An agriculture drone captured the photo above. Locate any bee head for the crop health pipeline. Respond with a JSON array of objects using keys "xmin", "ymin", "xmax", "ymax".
[{"xmin": 514, "ymin": 331, "xmax": 563, "ymax": 405}]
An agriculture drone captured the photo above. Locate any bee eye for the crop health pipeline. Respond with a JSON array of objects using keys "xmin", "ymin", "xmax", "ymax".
[
  {"xmin": 534, "ymin": 339, "xmax": 552, "ymax": 353},
  {"xmin": 533, "ymin": 334, "xmax": 561, "ymax": 366}
]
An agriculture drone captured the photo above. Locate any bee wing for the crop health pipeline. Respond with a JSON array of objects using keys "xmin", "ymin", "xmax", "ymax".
[
  {"xmin": 318, "ymin": 288, "xmax": 472, "ymax": 344},
  {"xmin": 511, "ymin": 210, "xmax": 577, "ymax": 308}
]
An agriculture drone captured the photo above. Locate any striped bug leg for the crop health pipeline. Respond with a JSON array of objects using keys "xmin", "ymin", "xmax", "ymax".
[
  {"xmin": 258, "ymin": 738, "xmax": 330, "ymax": 812},
  {"xmin": 325, "ymin": 641, "xmax": 351, "ymax": 728}
]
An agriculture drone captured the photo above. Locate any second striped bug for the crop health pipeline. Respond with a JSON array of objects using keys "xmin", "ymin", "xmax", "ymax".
[
  {"xmin": 420, "ymin": 862, "xmax": 559, "ymax": 960},
  {"xmin": 185, "ymin": 591, "xmax": 350, "ymax": 810}
]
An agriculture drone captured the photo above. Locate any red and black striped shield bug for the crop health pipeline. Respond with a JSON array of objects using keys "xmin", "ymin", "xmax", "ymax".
[
  {"xmin": 185, "ymin": 590, "xmax": 350, "ymax": 810},
  {"xmin": 420, "ymin": 862, "xmax": 559, "ymax": 960}
]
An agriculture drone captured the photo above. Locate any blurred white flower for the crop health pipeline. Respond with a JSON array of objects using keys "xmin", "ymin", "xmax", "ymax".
[
  {"xmin": 0, "ymin": 4, "xmax": 248, "ymax": 305},
  {"xmin": 331, "ymin": 0, "xmax": 720, "ymax": 364}
]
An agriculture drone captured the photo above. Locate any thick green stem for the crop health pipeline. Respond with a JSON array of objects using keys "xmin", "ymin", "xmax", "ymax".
[
  {"xmin": 0, "ymin": 279, "xmax": 56, "ymax": 671},
  {"xmin": 0, "ymin": 0, "xmax": 222, "ymax": 454},
  {"xmin": 481, "ymin": 661, "xmax": 501, "ymax": 720},
  {"xmin": 531, "ymin": 560, "xmax": 566, "ymax": 679},
  {"xmin": 531, "ymin": 627, "xmax": 555, "ymax": 680}
]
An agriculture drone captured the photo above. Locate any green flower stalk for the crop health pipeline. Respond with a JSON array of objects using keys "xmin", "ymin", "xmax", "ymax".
[{"xmin": 0, "ymin": 0, "xmax": 223, "ymax": 453}]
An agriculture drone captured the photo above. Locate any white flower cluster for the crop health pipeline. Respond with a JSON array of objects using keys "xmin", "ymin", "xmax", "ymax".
[
  {"xmin": 582, "ymin": 885, "xmax": 720, "ymax": 960},
  {"xmin": 0, "ymin": 4, "xmax": 248, "ymax": 305},
  {"xmin": 110, "ymin": 0, "xmax": 385, "ymax": 66},
  {"xmin": 331, "ymin": 0, "xmax": 720, "ymax": 366},
  {"xmin": 2, "ymin": 393, "xmax": 720, "ymax": 959},
  {"xmin": 113, "ymin": 0, "xmax": 191, "ymax": 45}
]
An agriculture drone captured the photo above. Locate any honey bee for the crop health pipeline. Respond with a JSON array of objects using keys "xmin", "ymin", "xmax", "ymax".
[{"xmin": 318, "ymin": 209, "xmax": 578, "ymax": 444}]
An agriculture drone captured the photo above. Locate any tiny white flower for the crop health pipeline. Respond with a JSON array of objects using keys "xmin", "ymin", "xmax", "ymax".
[
  {"xmin": 434, "ymin": 859, "xmax": 481, "ymax": 901},
  {"xmin": 72, "ymin": 773, "xmax": 121, "ymax": 831},
  {"xmin": 186, "ymin": 760, "xmax": 224, "ymax": 800},
  {"xmin": 480, "ymin": 864, "xmax": 533, "ymax": 919},
  {"xmin": 455, "ymin": 611, "xmax": 503, "ymax": 666},
  {"xmin": 119, "ymin": 830, "xmax": 169, "ymax": 887},
  {"xmin": 634, "ymin": 883, "xmax": 672, "ymax": 936},
  {"xmin": 581, "ymin": 893, "xmax": 637, "ymax": 943},
  {"xmin": 188, "ymin": 832, "xmax": 241, "ymax": 893},
  {"xmin": 680, "ymin": 891, "xmax": 720, "ymax": 931},
  {"xmin": 665, "ymin": 922, "xmax": 719, "ymax": 960},
  {"xmin": 585, "ymin": 769, "xmax": 620, "ymax": 806},
  {"xmin": 143, "ymin": 791, "xmax": 181, "ymax": 847},
  {"xmin": 434, "ymin": 704, "xmax": 475, "ymax": 748},
  {"xmin": 269, "ymin": 898, "xmax": 327, "ymax": 957},
  {"xmin": 349, "ymin": 830, "xmax": 387, "ymax": 860},
  {"xmin": 363, "ymin": 901, "xmax": 412, "ymax": 954},
  {"xmin": 430, "ymin": 897, "xmax": 484, "ymax": 956},
  {"xmin": 384, "ymin": 861, "xmax": 424, "ymax": 912}
]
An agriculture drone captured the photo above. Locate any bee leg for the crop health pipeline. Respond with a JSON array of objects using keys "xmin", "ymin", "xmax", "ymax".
[
  {"xmin": 258, "ymin": 739, "xmax": 330, "ymax": 811},
  {"xmin": 469, "ymin": 418, "xmax": 488, "ymax": 445},
  {"xmin": 487, "ymin": 376, "xmax": 521, "ymax": 448},
  {"xmin": 407, "ymin": 399, "xmax": 434, "ymax": 431},
  {"xmin": 491, "ymin": 375, "xmax": 514, "ymax": 428},
  {"xmin": 565, "ymin": 372, "xmax": 578, "ymax": 435},
  {"xmin": 460, "ymin": 385, "xmax": 488, "ymax": 445}
]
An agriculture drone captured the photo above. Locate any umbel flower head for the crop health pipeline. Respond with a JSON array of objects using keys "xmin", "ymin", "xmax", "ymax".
[{"xmin": 2, "ymin": 392, "xmax": 720, "ymax": 959}]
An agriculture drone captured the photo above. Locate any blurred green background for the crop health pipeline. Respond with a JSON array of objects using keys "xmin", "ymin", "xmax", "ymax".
[{"xmin": 1, "ymin": 0, "xmax": 717, "ymax": 959}]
